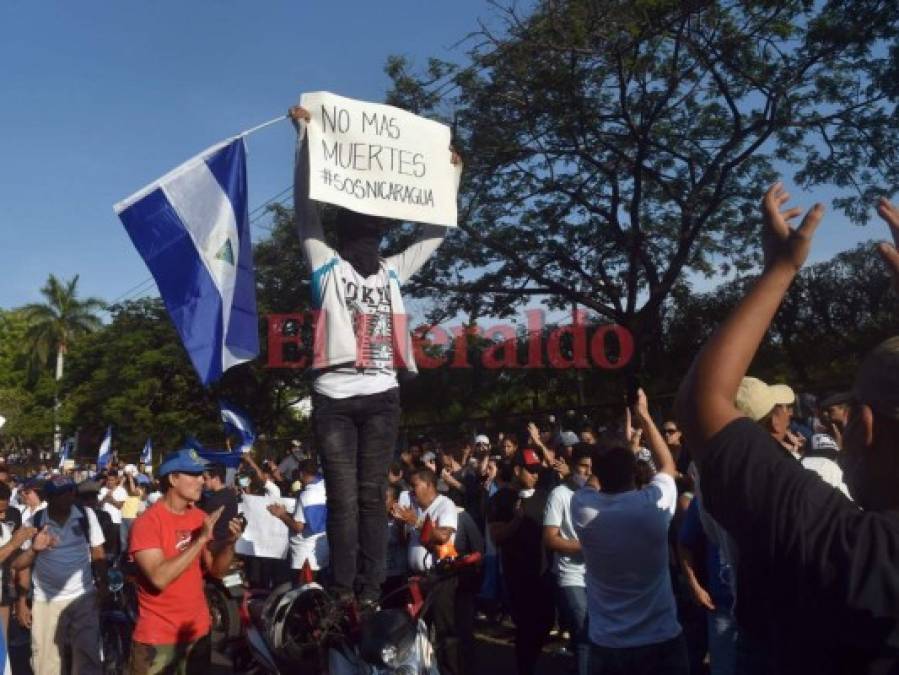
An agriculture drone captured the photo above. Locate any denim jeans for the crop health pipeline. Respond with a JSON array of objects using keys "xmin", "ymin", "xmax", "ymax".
[
  {"xmin": 312, "ymin": 387, "xmax": 400, "ymax": 600},
  {"xmin": 708, "ymin": 607, "xmax": 737, "ymax": 675},
  {"xmin": 558, "ymin": 584, "xmax": 590, "ymax": 675},
  {"xmin": 589, "ymin": 633, "xmax": 689, "ymax": 675}
]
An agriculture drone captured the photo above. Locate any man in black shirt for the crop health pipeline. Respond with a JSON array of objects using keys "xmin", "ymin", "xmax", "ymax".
[
  {"xmin": 201, "ymin": 463, "xmax": 239, "ymax": 542},
  {"xmin": 677, "ymin": 184, "xmax": 899, "ymax": 674},
  {"xmin": 487, "ymin": 448, "xmax": 553, "ymax": 675}
]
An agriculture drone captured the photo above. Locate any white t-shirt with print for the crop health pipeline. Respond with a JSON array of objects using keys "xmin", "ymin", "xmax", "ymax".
[
  {"xmin": 32, "ymin": 506, "xmax": 105, "ymax": 602},
  {"xmin": 314, "ymin": 262, "xmax": 399, "ymax": 399},
  {"xmin": 572, "ymin": 472, "xmax": 680, "ymax": 648},
  {"xmin": 408, "ymin": 494, "xmax": 458, "ymax": 572},
  {"xmin": 543, "ymin": 483, "xmax": 586, "ymax": 588}
]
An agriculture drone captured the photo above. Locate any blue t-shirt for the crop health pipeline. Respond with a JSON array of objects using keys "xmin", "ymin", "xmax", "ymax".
[{"xmin": 678, "ymin": 497, "xmax": 734, "ymax": 609}]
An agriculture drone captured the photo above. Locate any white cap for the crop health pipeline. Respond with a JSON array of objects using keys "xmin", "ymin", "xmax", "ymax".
[
  {"xmin": 735, "ymin": 377, "xmax": 795, "ymax": 422},
  {"xmin": 474, "ymin": 434, "xmax": 490, "ymax": 445},
  {"xmin": 123, "ymin": 464, "xmax": 138, "ymax": 476},
  {"xmin": 560, "ymin": 431, "xmax": 579, "ymax": 447}
]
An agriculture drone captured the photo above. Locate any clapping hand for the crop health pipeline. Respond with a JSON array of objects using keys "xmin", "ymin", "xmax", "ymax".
[
  {"xmin": 267, "ymin": 503, "xmax": 288, "ymax": 519},
  {"xmin": 225, "ymin": 517, "xmax": 244, "ymax": 544},
  {"xmin": 761, "ymin": 182, "xmax": 824, "ymax": 273},
  {"xmin": 200, "ymin": 506, "xmax": 224, "ymax": 543},
  {"xmin": 11, "ymin": 526, "xmax": 36, "ymax": 547},
  {"xmin": 391, "ymin": 504, "xmax": 417, "ymax": 527},
  {"xmin": 31, "ymin": 526, "xmax": 59, "ymax": 552}
]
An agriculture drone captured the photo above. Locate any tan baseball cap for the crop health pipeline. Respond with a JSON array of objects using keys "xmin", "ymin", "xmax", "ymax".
[
  {"xmin": 735, "ymin": 377, "xmax": 796, "ymax": 422},
  {"xmin": 854, "ymin": 337, "xmax": 899, "ymax": 421}
]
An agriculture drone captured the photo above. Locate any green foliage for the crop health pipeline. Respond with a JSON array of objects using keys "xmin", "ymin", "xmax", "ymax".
[{"xmin": 21, "ymin": 274, "xmax": 104, "ymax": 378}]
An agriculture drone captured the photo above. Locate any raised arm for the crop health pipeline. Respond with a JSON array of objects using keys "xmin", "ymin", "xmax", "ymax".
[
  {"xmin": 289, "ymin": 105, "xmax": 334, "ymax": 270},
  {"xmin": 633, "ymin": 389, "xmax": 676, "ymax": 477},
  {"xmin": 384, "ymin": 148, "xmax": 461, "ymax": 282},
  {"xmin": 676, "ymin": 183, "xmax": 824, "ymax": 459}
]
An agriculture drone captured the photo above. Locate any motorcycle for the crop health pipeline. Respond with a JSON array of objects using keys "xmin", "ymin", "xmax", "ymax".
[
  {"xmin": 205, "ymin": 558, "xmax": 247, "ymax": 649},
  {"xmin": 236, "ymin": 553, "xmax": 481, "ymax": 675}
]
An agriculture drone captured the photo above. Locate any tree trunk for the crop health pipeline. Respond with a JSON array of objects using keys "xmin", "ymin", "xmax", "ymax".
[{"xmin": 53, "ymin": 346, "xmax": 64, "ymax": 452}]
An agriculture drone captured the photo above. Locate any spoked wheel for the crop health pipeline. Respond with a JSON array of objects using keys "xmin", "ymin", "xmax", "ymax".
[{"xmin": 206, "ymin": 583, "xmax": 241, "ymax": 649}]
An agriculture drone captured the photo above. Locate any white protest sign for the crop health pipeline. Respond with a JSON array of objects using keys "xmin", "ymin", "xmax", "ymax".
[
  {"xmin": 236, "ymin": 494, "xmax": 296, "ymax": 560},
  {"xmin": 301, "ymin": 91, "xmax": 461, "ymax": 227}
]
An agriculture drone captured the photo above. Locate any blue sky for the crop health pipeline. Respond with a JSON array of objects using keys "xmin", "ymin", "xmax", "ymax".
[{"xmin": 0, "ymin": 1, "xmax": 889, "ymax": 312}]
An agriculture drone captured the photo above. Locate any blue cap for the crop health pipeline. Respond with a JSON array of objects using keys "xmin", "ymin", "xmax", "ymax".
[
  {"xmin": 158, "ymin": 448, "xmax": 208, "ymax": 477},
  {"xmin": 45, "ymin": 476, "xmax": 76, "ymax": 497}
]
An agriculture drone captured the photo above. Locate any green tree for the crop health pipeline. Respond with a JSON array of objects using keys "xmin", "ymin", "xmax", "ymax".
[
  {"xmin": 386, "ymin": 0, "xmax": 899, "ymax": 374},
  {"xmin": 21, "ymin": 275, "xmax": 104, "ymax": 449},
  {"xmin": 662, "ymin": 242, "xmax": 899, "ymax": 393}
]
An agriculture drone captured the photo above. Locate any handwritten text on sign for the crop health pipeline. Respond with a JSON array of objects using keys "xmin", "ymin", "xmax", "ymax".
[{"xmin": 301, "ymin": 91, "xmax": 460, "ymax": 227}]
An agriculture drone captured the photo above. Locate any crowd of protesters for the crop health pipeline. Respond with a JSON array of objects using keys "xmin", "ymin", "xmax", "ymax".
[{"xmin": 0, "ymin": 186, "xmax": 897, "ymax": 675}]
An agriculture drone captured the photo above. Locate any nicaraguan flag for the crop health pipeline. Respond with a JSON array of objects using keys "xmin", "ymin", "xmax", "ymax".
[
  {"xmin": 220, "ymin": 400, "xmax": 256, "ymax": 453},
  {"xmin": 97, "ymin": 426, "xmax": 113, "ymax": 471},
  {"xmin": 58, "ymin": 439, "xmax": 70, "ymax": 470},
  {"xmin": 114, "ymin": 137, "xmax": 258, "ymax": 385},
  {"xmin": 140, "ymin": 437, "xmax": 152, "ymax": 466}
]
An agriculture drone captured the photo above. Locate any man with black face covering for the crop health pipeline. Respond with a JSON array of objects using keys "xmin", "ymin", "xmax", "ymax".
[{"xmin": 289, "ymin": 105, "xmax": 459, "ymax": 605}]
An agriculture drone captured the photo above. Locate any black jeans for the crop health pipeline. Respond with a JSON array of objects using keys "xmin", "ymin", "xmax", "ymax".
[
  {"xmin": 426, "ymin": 575, "xmax": 460, "ymax": 675},
  {"xmin": 508, "ymin": 573, "xmax": 555, "ymax": 675},
  {"xmin": 313, "ymin": 388, "xmax": 400, "ymax": 600},
  {"xmin": 589, "ymin": 633, "xmax": 690, "ymax": 675}
]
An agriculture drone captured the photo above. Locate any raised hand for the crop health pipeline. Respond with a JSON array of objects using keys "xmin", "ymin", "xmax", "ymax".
[
  {"xmin": 633, "ymin": 388, "xmax": 650, "ymax": 421},
  {"xmin": 761, "ymin": 182, "xmax": 824, "ymax": 272},
  {"xmin": 875, "ymin": 197, "xmax": 899, "ymax": 291},
  {"xmin": 527, "ymin": 422, "xmax": 541, "ymax": 445},
  {"xmin": 288, "ymin": 105, "xmax": 311, "ymax": 131}
]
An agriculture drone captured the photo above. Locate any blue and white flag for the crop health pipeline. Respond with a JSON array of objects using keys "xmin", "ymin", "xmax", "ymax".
[
  {"xmin": 114, "ymin": 137, "xmax": 259, "ymax": 386},
  {"xmin": 97, "ymin": 426, "xmax": 113, "ymax": 471},
  {"xmin": 140, "ymin": 437, "xmax": 152, "ymax": 466},
  {"xmin": 220, "ymin": 400, "xmax": 256, "ymax": 453},
  {"xmin": 58, "ymin": 439, "xmax": 70, "ymax": 470}
]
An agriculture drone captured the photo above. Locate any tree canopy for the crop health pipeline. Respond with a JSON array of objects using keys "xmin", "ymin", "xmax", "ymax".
[{"xmin": 386, "ymin": 0, "xmax": 899, "ymax": 369}]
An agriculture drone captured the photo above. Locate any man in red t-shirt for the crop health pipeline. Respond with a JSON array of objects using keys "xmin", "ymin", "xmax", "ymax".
[{"xmin": 127, "ymin": 448, "xmax": 243, "ymax": 674}]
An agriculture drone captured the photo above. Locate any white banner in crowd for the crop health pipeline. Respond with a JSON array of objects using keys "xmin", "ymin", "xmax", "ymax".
[
  {"xmin": 236, "ymin": 494, "xmax": 296, "ymax": 559},
  {"xmin": 301, "ymin": 91, "xmax": 461, "ymax": 227}
]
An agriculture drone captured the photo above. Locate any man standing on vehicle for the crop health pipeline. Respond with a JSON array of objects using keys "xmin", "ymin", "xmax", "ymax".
[
  {"xmin": 12, "ymin": 476, "xmax": 107, "ymax": 675},
  {"xmin": 127, "ymin": 449, "xmax": 244, "ymax": 675}
]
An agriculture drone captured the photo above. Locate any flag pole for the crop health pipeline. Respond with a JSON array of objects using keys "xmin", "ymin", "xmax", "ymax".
[{"xmin": 239, "ymin": 114, "xmax": 289, "ymax": 139}]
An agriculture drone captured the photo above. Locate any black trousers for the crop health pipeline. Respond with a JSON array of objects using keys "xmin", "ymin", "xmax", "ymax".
[
  {"xmin": 589, "ymin": 633, "xmax": 690, "ymax": 675},
  {"xmin": 508, "ymin": 574, "xmax": 555, "ymax": 675},
  {"xmin": 425, "ymin": 576, "xmax": 460, "ymax": 675},
  {"xmin": 312, "ymin": 388, "xmax": 400, "ymax": 600}
]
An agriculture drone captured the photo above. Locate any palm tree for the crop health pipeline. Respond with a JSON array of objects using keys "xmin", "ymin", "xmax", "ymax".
[{"xmin": 22, "ymin": 274, "xmax": 105, "ymax": 450}]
